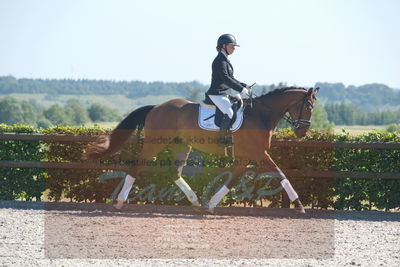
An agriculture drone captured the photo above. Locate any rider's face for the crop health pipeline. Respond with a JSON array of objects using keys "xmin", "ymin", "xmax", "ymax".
[{"xmin": 225, "ymin": 44, "xmax": 236, "ymax": 55}]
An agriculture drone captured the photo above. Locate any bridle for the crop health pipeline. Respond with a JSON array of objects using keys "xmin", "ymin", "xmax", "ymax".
[
  {"xmin": 245, "ymin": 87, "xmax": 317, "ymax": 130},
  {"xmin": 283, "ymin": 93, "xmax": 315, "ymax": 130}
]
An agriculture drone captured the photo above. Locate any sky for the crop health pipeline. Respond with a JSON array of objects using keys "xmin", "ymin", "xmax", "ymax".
[{"xmin": 0, "ymin": 0, "xmax": 399, "ymax": 88}]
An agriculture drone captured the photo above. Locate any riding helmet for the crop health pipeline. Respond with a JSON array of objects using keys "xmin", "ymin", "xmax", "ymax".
[{"xmin": 217, "ymin": 34, "xmax": 240, "ymax": 48}]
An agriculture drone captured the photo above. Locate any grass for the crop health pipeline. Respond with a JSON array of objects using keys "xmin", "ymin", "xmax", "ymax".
[
  {"xmin": 333, "ymin": 125, "xmax": 386, "ymax": 135},
  {"xmin": 84, "ymin": 122, "xmax": 118, "ymax": 128}
]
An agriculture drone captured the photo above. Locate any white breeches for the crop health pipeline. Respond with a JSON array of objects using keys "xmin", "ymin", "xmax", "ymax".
[{"xmin": 209, "ymin": 94, "xmax": 234, "ymax": 119}]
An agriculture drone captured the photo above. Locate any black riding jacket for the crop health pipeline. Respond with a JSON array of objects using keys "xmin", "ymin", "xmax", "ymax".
[{"xmin": 206, "ymin": 52, "xmax": 247, "ymax": 96}]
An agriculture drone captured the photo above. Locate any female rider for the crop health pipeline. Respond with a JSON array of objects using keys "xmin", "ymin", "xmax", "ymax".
[{"xmin": 205, "ymin": 33, "xmax": 250, "ymax": 147}]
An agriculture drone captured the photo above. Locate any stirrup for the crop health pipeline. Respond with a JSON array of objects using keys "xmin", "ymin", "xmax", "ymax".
[
  {"xmin": 218, "ymin": 133, "xmax": 234, "ymax": 148},
  {"xmin": 220, "ymin": 134, "xmax": 235, "ymax": 158}
]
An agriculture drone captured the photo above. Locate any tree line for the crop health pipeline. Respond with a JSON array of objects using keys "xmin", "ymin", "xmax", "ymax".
[
  {"xmin": 1, "ymin": 76, "xmax": 399, "ymax": 112},
  {"xmin": 0, "ymin": 75, "xmax": 206, "ymax": 98},
  {"xmin": 1, "ymin": 76, "xmax": 399, "ymax": 128},
  {"xmin": 325, "ymin": 103, "xmax": 400, "ymax": 125},
  {"xmin": 0, "ymin": 96, "xmax": 121, "ymax": 128},
  {"xmin": 315, "ymin": 82, "xmax": 400, "ymax": 112},
  {"xmin": 1, "ymin": 95, "xmax": 399, "ymax": 130}
]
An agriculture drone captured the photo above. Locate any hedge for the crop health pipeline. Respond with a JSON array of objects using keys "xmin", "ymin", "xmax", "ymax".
[
  {"xmin": 0, "ymin": 124, "xmax": 44, "ymax": 201},
  {"xmin": 0, "ymin": 124, "xmax": 399, "ymax": 211}
]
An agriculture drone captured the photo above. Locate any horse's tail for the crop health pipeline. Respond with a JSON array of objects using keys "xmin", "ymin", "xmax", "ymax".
[{"xmin": 83, "ymin": 105, "xmax": 155, "ymax": 160}]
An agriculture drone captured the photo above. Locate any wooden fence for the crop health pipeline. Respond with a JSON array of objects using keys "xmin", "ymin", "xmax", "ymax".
[{"xmin": 1, "ymin": 133, "xmax": 399, "ymax": 179}]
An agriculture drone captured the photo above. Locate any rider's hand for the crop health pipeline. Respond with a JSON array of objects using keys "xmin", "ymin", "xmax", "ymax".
[
  {"xmin": 241, "ymin": 88, "xmax": 249, "ymax": 95},
  {"xmin": 233, "ymin": 93, "xmax": 243, "ymax": 106}
]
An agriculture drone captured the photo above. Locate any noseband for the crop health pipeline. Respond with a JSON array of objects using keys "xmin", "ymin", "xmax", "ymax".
[{"xmin": 283, "ymin": 95, "xmax": 314, "ymax": 130}]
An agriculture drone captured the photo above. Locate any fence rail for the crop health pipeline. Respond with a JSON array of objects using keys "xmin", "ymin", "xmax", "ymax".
[{"xmin": 1, "ymin": 133, "xmax": 399, "ymax": 179}]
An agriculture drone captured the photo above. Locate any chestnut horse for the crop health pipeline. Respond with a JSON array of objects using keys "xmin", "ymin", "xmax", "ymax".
[{"xmin": 84, "ymin": 87, "xmax": 319, "ymax": 213}]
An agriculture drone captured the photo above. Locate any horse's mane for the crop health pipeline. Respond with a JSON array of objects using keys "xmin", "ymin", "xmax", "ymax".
[{"xmin": 256, "ymin": 86, "xmax": 307, "ymax": 100}]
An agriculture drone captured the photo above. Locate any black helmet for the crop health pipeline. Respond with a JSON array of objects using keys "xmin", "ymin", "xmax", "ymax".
[{"xmin": 217, "ymin": 34, "xmax": 240, "ymax": 48}]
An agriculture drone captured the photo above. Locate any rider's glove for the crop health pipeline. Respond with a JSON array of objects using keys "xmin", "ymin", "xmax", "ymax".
[
  {"xmin": 233, "ymin": 92, "xmax": 242, "ymax": 100},
  {"xmin": 241, "ymin": 88, "xmax": 249, "ymax": 95}
]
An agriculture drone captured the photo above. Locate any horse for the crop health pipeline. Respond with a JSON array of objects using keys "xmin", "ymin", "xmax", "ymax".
[{"xmin": 84, "ymin": 86, "xmax": 319, "ymax": 214}]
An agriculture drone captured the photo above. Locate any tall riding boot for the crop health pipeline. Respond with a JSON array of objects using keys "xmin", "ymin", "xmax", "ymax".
[{"xmin": 218, "ymin": 114, "xmax": 233, "ymax": 147}]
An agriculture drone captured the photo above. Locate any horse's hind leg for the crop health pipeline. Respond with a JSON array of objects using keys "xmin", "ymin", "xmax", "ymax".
[
  {"xmin": 113, "ymin": 173, "xmax": 136, "ymax": 210},
  {"xmin": 169, "ymin": 143, "xmax": 200, "ymax": 207},
  {"xmin": 114, "ymin": 137, "xmax": 200, "ymax": 210},
  {"xmin": 205, "ymin": 163, "xmax": 247, "ymax": 213},
  {"xmin": 113, "ymin": 132, "xmax": 170, "ymax": 210}
]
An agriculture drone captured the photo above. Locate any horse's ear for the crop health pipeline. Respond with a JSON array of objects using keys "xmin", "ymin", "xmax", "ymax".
[
  {"xmin": 307, "ymin": 88, "xmax": 313, "ymax": 96},
  {"xmin": 314, "ymin": 87, "xmax": 320, "ymax": 96}
]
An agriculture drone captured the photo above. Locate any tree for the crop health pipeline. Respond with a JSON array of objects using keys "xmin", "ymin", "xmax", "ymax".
[
  {"xmin": 385, "ymin": 124, "xmax": 400, "ymax": 133},
  {"xmin": 325, "ymin": 102, "xmax": 400, "ymax": 125},
  {"xmin": 64, "ymin": 99, "xmax": 91, "ymax": 125},
  {"xmin": 36, "ymin": 116, "xmax": 52, "ymax": 128},
  {"xmin": 44, "ymin": 104, "xmax": 71, "ymax": 125},
  {"xmin": 88, "ymin": 103, "xmax": 122, "ymax": 122},
  {"xmin": 185, "ymin": 87, "xmax": 202, "ymax": 102},
  {"xmin": 325, "ymin": 103, "xmax": 362, "ymax": 125},
  {"xmin": 311, "ymin": 103, "xmax": 334, "ymax": 130},
  {"xmin": 0, "ymin": 96, "xmax": 39, "ymax": 125}
]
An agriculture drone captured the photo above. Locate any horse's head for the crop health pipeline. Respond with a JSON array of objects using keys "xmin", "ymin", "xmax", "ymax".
[{"xmin": 286, "ymin": 87, "xmax": 319, "ymax": 138}]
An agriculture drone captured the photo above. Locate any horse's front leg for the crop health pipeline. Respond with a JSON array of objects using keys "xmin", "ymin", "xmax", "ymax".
[{"xmin": 260, "ymin": 151, "xmax": 305, "ymax": 213}]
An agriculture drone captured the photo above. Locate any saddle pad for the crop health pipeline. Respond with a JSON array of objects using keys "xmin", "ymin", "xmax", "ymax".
[{"xmin": 198, "ymin": 104, "xmax": 244, "ymax": 132}]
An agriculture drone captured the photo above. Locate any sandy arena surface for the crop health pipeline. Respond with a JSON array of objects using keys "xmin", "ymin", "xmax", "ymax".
[{"xmin": 0, "ymin": 201, "xmax": 399, "ymax": 266}]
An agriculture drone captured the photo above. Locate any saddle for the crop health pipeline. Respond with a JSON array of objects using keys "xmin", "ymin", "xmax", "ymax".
[{"xmin": 198, "ymin": 95, "xmax": 244, "ymax": 132}]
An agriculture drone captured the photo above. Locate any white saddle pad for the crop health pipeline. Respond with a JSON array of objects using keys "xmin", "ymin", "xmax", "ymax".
[{"xmin": 198, "ymin": 103, "xmax": 244, "ymax": 132}]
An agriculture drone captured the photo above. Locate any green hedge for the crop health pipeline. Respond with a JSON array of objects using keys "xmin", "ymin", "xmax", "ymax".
[
  {"xmin": 0, "ymin": 125, "xmax": 44, "ymax": 200},
  {"xmin": 41, "ymin": 125, "xmax": 119, "ymax": 202},
  {"xmin": 0, "ymin": 124, "xmax": 399, "ymax": 211},
  {"xmin": 334, "ymin": 131, "xmax": 400, "ymax": 211}
]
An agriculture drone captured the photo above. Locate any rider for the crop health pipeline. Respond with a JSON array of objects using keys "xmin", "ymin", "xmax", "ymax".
[{"xmin": 205, "ymin": 33, "xmax": 250, "ymax": 147}]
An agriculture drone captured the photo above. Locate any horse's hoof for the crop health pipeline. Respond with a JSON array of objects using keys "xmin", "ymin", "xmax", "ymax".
[
  {"xmin": 113, "ymin": 199, "xmax": 124, "ymax": 210},
  {"xmin": 295, "ymin": 206, "xmax": 306, "ymax": 214},
  {"xmin": 293, "ymin": 199, "xmax": 306, "ymax": 214},
  {"xmin": 192, "ymin": 200, "xmax": 201, "ymax": 207},
  {"xmin": 204, "ymin": 207, "xmax": 215, "ymax": 214},
  {"xmin": 192, "ymin": 205, "xmax": 203, "ymax": 214}
]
